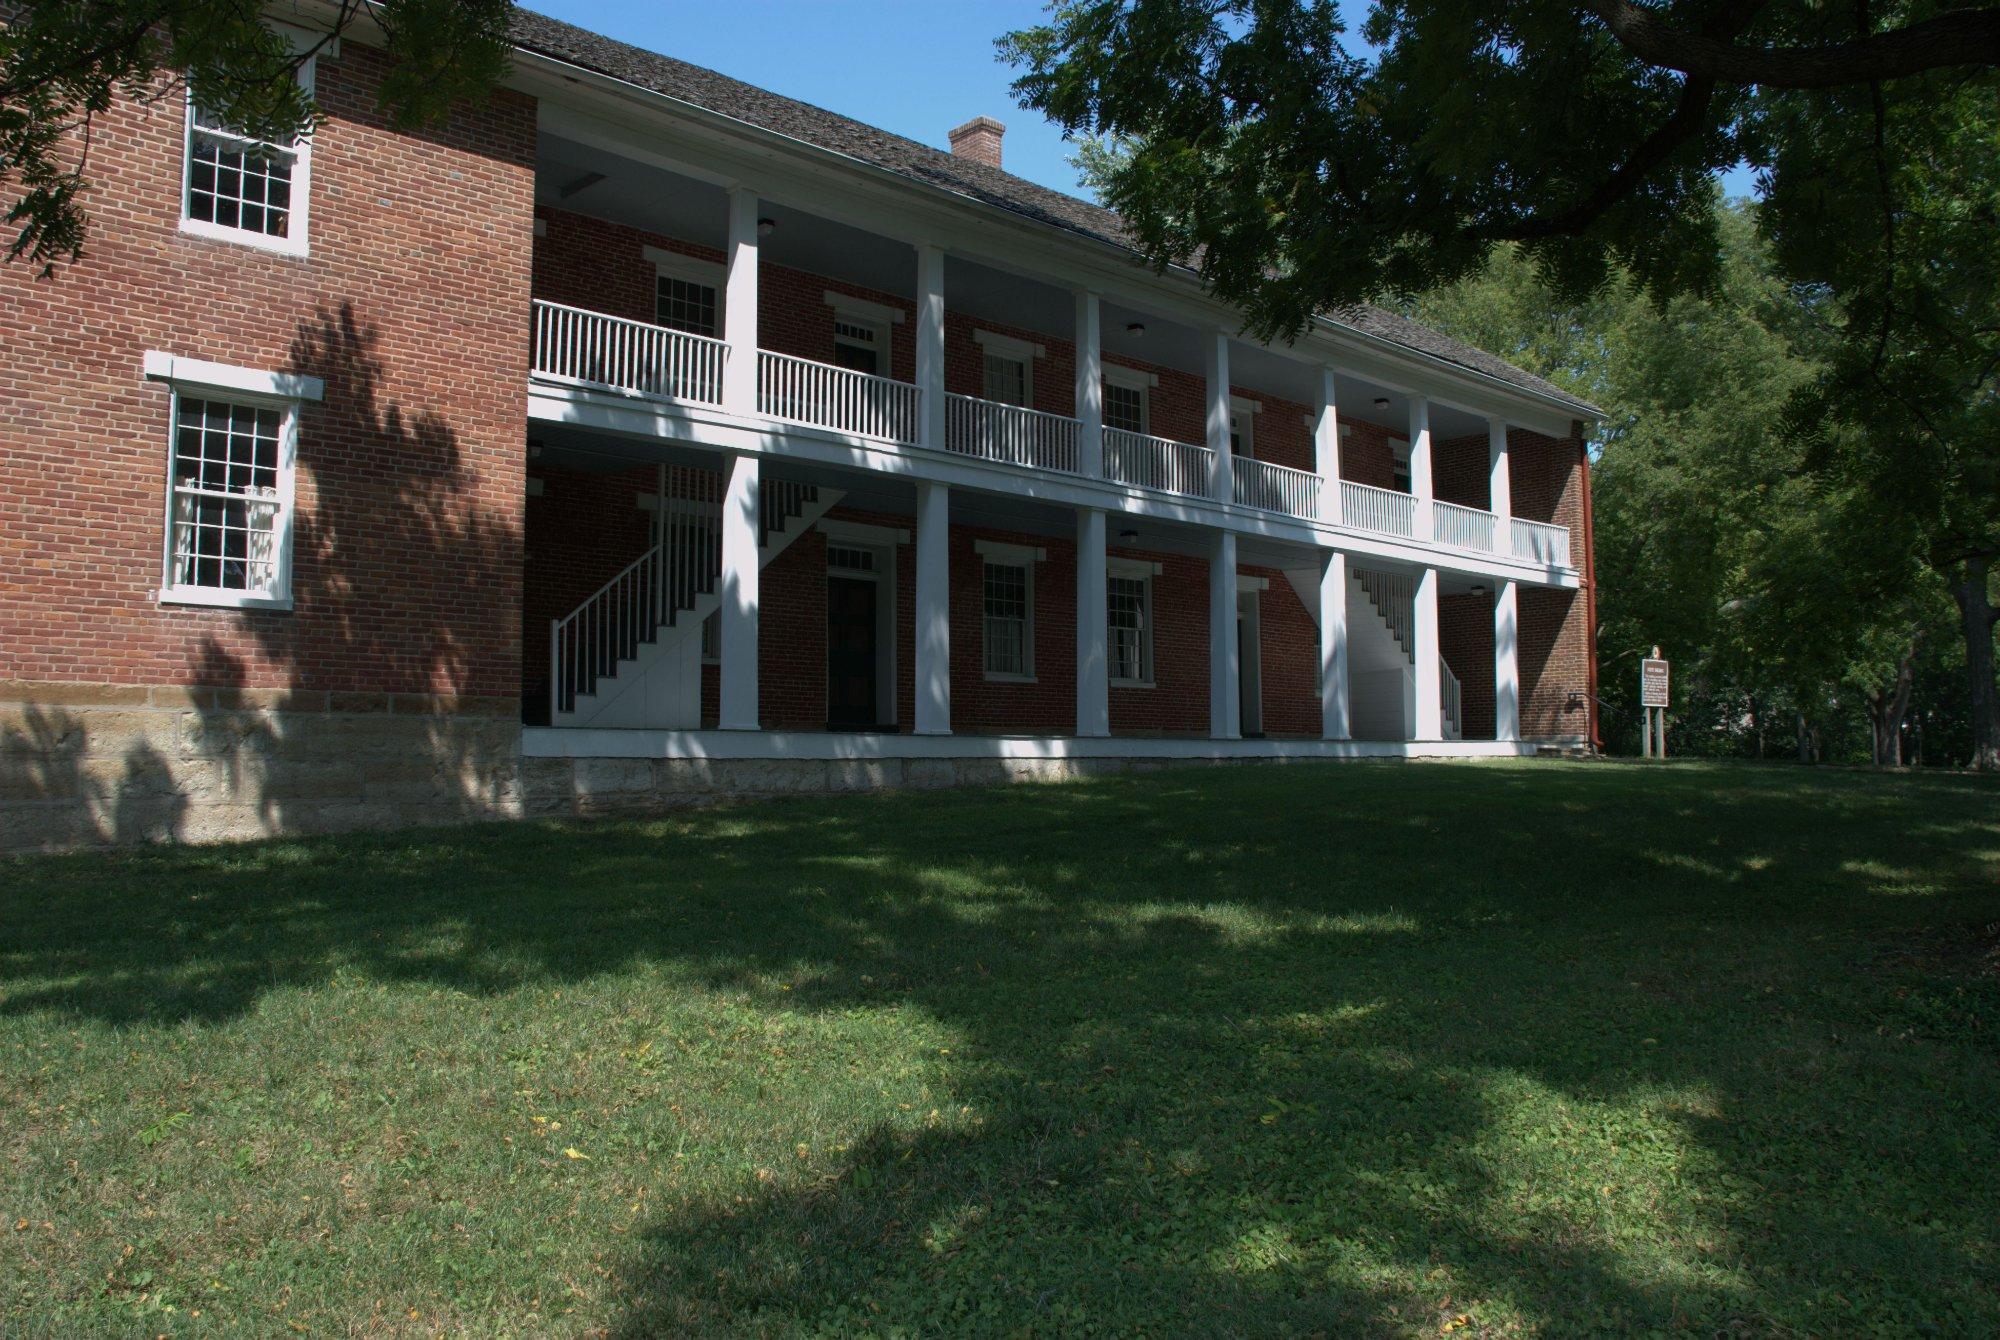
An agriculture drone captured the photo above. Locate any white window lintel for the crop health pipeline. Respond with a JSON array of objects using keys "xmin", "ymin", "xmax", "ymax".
[
  {"xmin": 825, "ymin": 291, "xmax": 907, "ymax": 326},
  {"xmin": 1230, "ymin": 395, "xmax": 1262, "ymax": 415},
  {"xmin": 975, "ymin": 539, "xmax": 1047, "ymax": 564},
  {"xmin": 1108, "ymin": 557, "xmax": 1163, "ymax": 579},
  {"xmin": 973, "ymin": 329, "xmax": 1045, "ymax": 361},
  {"xmin": 645, "ymin": 246, "xmax": 725, "ymax": 285},
  {"xmin": 144, "ymin": 351, "xmax": 324, "ymax": 403},
  {"xmin": 1237, "ymin": 574, "xmax": 1270, "ymax": 593},
  {"xmin": 821, "ymin": 518, "xmax": 911, "ymax": 546},
  {"xmin": 1103, "ymin": 363, "xmax": 1159, "ymax": 390}
]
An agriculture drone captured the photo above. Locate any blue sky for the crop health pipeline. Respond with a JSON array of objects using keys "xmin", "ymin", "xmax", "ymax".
[{"xmin": 525, "ymin": 1, "xmax": 1757, "ymax": 201}]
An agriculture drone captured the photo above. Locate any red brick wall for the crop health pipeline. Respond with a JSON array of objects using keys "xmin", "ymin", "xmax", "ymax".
[
  {"xmin": 0, "ymin": 47, "xmax": 538, "ymax": 697},
  {"xmin": 1440, "ymin": 593, "xmax": 1497, "ymax": 740}
]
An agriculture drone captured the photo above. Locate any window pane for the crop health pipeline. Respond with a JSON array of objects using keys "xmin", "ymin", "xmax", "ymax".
[
  {"xmin": 657, "ymin": 276, "xmax": 718, "ymax": 337},
  {"xmin": 1103, "ymin": 382, "xmax": 1145, "ymax": 434},
  {"xmin": 1109, "ymin": 576, "xmax": 1149, "ymax": 681},
  {"xmin": 170, "ymin": 397, "xmax": 284, "ymax": 594},
  {"xmin": 982, "ymin": 354, "xmax": 1028, "ymax": 406},
  {"xmin": 983, "ymin": 562, "xmax": 1028, "ymax": 675},
  {"xmin": 188, "ymin": 131, "xmax": 295, "ymax": 239}
]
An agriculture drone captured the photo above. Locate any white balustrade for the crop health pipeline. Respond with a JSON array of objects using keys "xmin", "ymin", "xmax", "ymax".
[
  {"xmin": 758, "ymin": 350, "xmax": 922, "ymax": 444},
  {"xmin": 1232, "ymin": 457, "xmax": 1321, "ymax": 519},
  {"xmin": 1441, "ymin": 661, "xmax": 1463, "ymax": 740},
  {"xmin": 1434, "ymin": 500, "xmax": 1499, "ymax": 552},
  {"xmin": 1356, "ymin": 569, "xmax": 1415, "ymax": 655},
  {"xmin": 943, "ymin": 394, "xmax": 1081, "ymax": 473},
  {"xmin": 1103, "ymin": 427, "xmax": 1216, "ymax": 499},
  {"xmin": 531, "ymin": 300, "xmax": 727, "ymax": 406},
  {"xmin": 1341, "ymin": 480, "xmax": 1418, "ymax": 538},
  {"xmin": 1511, "ymin": 517, "xmax": 1572, "ymax": 566}
]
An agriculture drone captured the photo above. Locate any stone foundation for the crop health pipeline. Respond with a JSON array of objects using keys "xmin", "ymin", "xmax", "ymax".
[{"xmin": 0, "ymin": 682, "xmax": 522, "ymax": 853}]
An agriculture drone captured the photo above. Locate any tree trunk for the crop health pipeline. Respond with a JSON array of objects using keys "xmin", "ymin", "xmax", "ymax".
[
  {"xmin": 1869, "ymin": 638, "xmax": 1922, "ymax": 767},
  {"xmin": 1953, "ymin": 555, "xmax": 2000, "ymax": 770},
  {"xmin": 1796, "ymin": 711, "xmax": 1813, "ymax": 763}
]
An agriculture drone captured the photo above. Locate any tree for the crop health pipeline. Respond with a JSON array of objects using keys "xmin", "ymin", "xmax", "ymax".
[
  {"xmin": 0, "ymin": 0, "xmax": 512, "ymax": 273},
  {"xmin": 1407, "ymin": 201, "xmax": 1956, "ymax": 765},
  {"xmin": 1009, "ymin": 1, "xmax": 2000, "ymax": 766}
]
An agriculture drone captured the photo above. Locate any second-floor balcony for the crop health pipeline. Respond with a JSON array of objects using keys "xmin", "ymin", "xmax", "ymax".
[{"xmin": 529, "ymin": 299, "xmax": 1572, "ymax": 567}]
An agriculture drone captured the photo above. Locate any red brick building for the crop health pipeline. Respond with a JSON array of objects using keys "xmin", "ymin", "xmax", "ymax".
[{"xmin": 0, "ymin": 9, "xmax": 1600, "ymax": 849}]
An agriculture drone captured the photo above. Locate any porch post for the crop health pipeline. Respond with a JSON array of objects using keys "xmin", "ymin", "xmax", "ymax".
[
  {"xmin": 1315, "ymin": 367, "xmax": 1341, "ymax": 523},
  {"xmin": 1076, "ymin": 506, "xmax": 1109, "ymax": 736},
  {"xmin": 1206, "ymin": 333, "xmax": 1233, "ymax": 504},
  {"xmin": 914, "ymin": 480, "xmax": 951, "ymax": 734},
  {"xmin": 1488, "ymin": 417, "xmax": 1512, "ymax": 555},
  {"xmin": 1413, "ymin": 565, "xmax": 1443, "ymax": 741},
  {"xmin": 1319, "ymin": 548, "xmax": 1351, "ymax": 740},
  {"xmin": 1495, "ymin": 578, "xmax": 1521, "ymax": 741},
  {"xmin": 723, "ymin": 188, "xmax": 760, "ymax": 416},
  {"xmin": 717, "ymin": 452, "xmax": 760, "ymax": 730},
  {"xmin": 1208, "ymin": 529, "xmax": 1240, "ymax": 739},
  {"xmin": 1408, "ymin": 395, "xmax": 1434, "ymax": 541},
  {"xmin": 916, "ymin": 244, "xmax": 946, "ymax": 451},
  {"xmin": 1075, "ymin": 290, "xmax": 1103, "ymax": 479}
]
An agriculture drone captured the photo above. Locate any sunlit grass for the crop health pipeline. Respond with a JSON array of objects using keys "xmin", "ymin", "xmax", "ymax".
[{"xmin": 3, "ymin": 759, "xmax": 1996, "ymax": 1335}]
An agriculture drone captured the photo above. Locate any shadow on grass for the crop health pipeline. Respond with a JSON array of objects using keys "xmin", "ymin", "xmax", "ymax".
[{"xmin": 4, "ymin": 761, "xmax": 1997, "ymax": 1331}]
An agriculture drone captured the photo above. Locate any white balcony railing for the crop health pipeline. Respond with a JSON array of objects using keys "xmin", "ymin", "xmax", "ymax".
[
  {"xmin": 1103, "ymin": 427, "xmax": 1216, "ymax": 499},
  {"xmin": 532, "ymin": 300, "xmax": 726, "ymax": 406},
  {"xmin": 943, "ymin": 394, "xmax": 1080, "ymax": 474},
  {"xmin": 1233, "ymin": 457, "xmax": 1321, "ymax": 520},
  {"xmin": 1434, "ymin": 500, "xmax": 1498, "ymax": 552},
  {"xmin": 1341, "ymin": 480, "xmax": 1417, "ymax": 539},
  {"xmin": 758, "ymin": 350, "xmax": 922, "ymax": 444},
  {"xmin": 1511, "ymin": 517, "xmax": 1571, "ymax": 566}
]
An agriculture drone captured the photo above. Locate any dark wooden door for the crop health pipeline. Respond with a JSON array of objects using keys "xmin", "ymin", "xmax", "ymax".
[{"xmin": 826, "ymin": 577, "xmax": 878, "ymax": 727}]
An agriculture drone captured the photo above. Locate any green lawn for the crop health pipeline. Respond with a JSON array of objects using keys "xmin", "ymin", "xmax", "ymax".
[{"xmin": 3, "ymin": 761, "xmax": 1997, "ymax": 1336}]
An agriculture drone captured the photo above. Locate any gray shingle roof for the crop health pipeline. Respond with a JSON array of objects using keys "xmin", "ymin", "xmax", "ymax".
[{"xmin": 509, "ymin": 8, "xmax": 1599, "ymax": 420}]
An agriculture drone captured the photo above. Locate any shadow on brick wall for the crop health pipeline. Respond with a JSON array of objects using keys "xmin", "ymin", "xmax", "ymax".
[{"xmin": 2, "ymin": 302, "xmax": 524, "ymax": 852}]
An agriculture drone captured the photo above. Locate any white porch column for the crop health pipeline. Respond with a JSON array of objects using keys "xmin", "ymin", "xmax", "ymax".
[
  {"xmin": 913, "ymin": 480, "xmax": 951, "ymax": 734},
  {"xmin": 1494, "ymin": 579, "xmax": 1521, "ymax": 742},
  {"xmin": 1412, "ymin": 565, "xmax": 1442, "ymax": 741},
  {"xmin": 717, "ymin": 452, "xmax": 760, "ymax": 730},
  {"xmin": 1206, "ymin": 333, "xmax": 1233, "ymax": 504},
  {"xmin": 1488, "ymin": 418, "xmax": 1512, "ymax": 555},
  {"xmin": 916, "ymin": 244, "xmax": 946, "ymax": 451},
  {"xmin": 1208, "ymin": 529, "xmax": 1240, "ymax": 739},
  {"xmin": 1076, "ymin": 506, "xmax": 1109, "ymax": 737},
  {"xmin": 1314, "ymin": 367, "xmax": 1341, "ymax": 523},
  {"xmin": 1408, "ymin": 395, "xmax": 1434, "ymax": 541},
  {"xmin": 1075, "ymin": 291, "xmax": 1103, "ymax": 480},
  {"xmin": 1319, "ymin": 548, "xmax": 1350, "ymax": 740},
  {"xmin": 722, "ymin": 189, "xmax": 760, "ymax": 416}
]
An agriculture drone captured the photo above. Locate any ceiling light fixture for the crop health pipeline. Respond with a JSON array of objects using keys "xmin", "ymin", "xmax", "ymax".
[
  {"xmin": 1119, "ymin": 529, "xmax": 1139, "ymax": 541},
  {"xmin": 1125, "ymin": 322, "xmax": 1146, "ymax": 337},
  {"xmin": 757, "ymin": 217, "xmax": 777, "ymax": 236},
  {"xmin": 1373, "ymin": 396, "xmax": 1391, "ymax": 411}
]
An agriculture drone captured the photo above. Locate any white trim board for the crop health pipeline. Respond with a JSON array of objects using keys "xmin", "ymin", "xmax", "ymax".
[
  {"xmin": 522, "ymin": 726, "xmax": 1581, "ymax": 762},
  {"xmin": 144, "ymin": 351, "xmax": 324, "ymax": 402}
]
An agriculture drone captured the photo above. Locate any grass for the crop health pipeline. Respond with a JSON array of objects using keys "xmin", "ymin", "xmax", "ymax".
[{"xmin": 3, "ymin": 759, "xmax": 1997, "ymax": 1336}]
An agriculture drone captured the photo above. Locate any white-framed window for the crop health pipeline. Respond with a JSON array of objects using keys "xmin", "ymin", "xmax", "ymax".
[
  {"xmin": 182, "ymin": 57, "xmax": 314, "ymax": 254},
  {"xmin": 647, "ymin": 248, "xmax": 724, "ymax": 338},
  {"xmin": 982, "ymin": 352, "xmax": 1031, "ymax": 406},
  {"xmin": 972, "ymin": 330, "xmax": 1043, "ymax": 407},
  {"xmin": 1108, "ymin": 561, "xmax": 1157, "ymax": 686},
  {"xmin": 1391, "ymin": 439, "xmax": 1412, "ymax": 493},
  {"xmin": 832, "ymin": 317, "xmax": 889, "ymax": 376},
  {"xmin": 1102, "ymin": 367, "xmax": 1153, "ymax": 435},
  {"xmin": 975, "ymin": 540, "xmax": 1043, "ymax": 681},
  {"xmin": 1229, "ymin": 396, "xmax": 1260, "ymax": 457},
  {"xmin": 146, "ymin": 353, "xmax": 319, "ymax": 610}
]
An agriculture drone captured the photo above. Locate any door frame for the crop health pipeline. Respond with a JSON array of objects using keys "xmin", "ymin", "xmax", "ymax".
[
  {"xmin": 821, "ymin": 524, "xmax": 902, "ymax": 729},
  {"xmin": 1236, "ymin": 576, "xmax": 1266, "ymax": 737}
]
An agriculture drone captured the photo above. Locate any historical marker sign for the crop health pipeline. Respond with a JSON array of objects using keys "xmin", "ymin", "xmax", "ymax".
[{"xmin": 1640, "ymin": 658, "xmax": 1670, "ymax": 709}]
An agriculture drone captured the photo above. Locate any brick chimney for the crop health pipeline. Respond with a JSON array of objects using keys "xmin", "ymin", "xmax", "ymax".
[{"xmin": 948, "ymin": 116, "xmax": 1005, "ymax": 170}]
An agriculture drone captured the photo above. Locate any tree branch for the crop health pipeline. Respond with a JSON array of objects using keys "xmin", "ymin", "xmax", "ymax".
[{"xmin": 1588, "ymin": 0, "xmax": 2000, "ymax": 88}]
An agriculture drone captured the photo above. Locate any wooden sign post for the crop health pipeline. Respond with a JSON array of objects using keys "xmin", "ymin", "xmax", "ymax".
[{"xmin": 1640, "ymin": 648, "xmax": 1669, "ymax": 759}]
